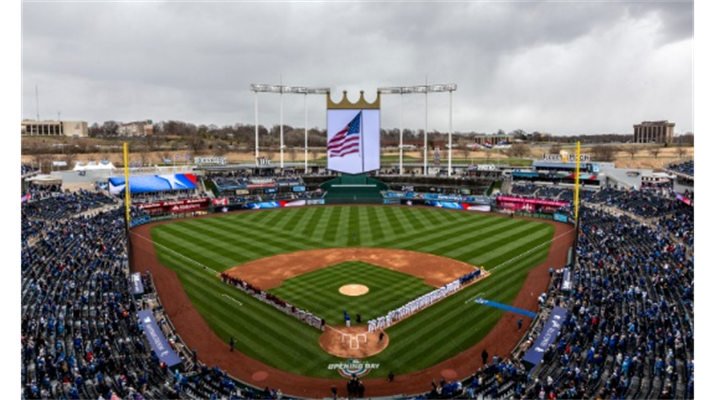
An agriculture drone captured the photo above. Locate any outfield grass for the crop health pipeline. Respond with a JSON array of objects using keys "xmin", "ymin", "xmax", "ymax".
[
  {"xmin": 149, "ymin": 206, "xmax": 554, "ymax": 378},
  {"xmin": 269, "ymin": 261, "xmax": 435, "ymax": 326}
]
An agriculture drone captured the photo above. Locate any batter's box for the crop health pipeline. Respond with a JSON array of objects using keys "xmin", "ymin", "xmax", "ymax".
[{"xmin": 342, "ymin": 333, "xmax": 368, "ymax": 349}]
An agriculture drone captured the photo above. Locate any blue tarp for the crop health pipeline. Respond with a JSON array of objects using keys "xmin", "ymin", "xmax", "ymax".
[
  {"xmin": 109, "ymin": 174, "xmax": 197, "ymax": 195},
  {"xmin": 474, "ymin": 299, "xmax": 537, "ymax": 318}
]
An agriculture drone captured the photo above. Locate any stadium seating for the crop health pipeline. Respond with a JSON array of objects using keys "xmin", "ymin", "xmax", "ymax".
[
  {"xmin": 666, "ymin": 161, "xmax": 694, "ymax": 178},
  {"xmin": 21, "ymin": 177, "xmax": 694, "ymax": 400}
]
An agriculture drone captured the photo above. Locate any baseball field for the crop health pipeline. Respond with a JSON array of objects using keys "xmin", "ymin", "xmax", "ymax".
[{"xmin": 132, "ymin": 205, "xmax": 572, "ymax": 396}]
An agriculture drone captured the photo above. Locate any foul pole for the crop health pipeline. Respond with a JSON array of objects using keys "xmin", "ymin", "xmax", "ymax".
[
  {"xmin": 123, "ymin": 143, "xmax": 132, "ymax": 229},
  {"xmin": 574, "ymin": 141, "xmax": 581, "ymax": 221}
]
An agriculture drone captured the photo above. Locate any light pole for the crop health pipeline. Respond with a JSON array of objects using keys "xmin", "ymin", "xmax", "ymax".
[
  {"xmin": 377, "ymin": 87, "xmax": 414, "ymax": 175},
  {"xmin": 378, "ymin": 83, "xmax": 457, "ymax": 175},
  {"xmin": 447, "ymin": 85, "xmax": 455, "ymax": 176},
  {"xmin": 250, "ymin": 84, "xmax": 329, "ymax": 170},
  {"xmin": 254, "ymin": 89, "xmax": 259, "ymax": 165}
]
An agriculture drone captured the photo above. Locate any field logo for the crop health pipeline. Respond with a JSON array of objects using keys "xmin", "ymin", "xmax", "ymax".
[{"xmin": 328, "ymin": 359, "xmax": 379, "ymax": 378}]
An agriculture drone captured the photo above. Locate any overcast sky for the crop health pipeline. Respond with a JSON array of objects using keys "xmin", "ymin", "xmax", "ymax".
[{"xmin": 20, "ymin": 1, "xmax": 694, "ymax": 136}]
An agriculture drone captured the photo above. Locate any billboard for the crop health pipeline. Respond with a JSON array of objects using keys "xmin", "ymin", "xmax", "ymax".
[{"xmin": 108, "ymin": 173, "xmax": 198, "ymax": 195}]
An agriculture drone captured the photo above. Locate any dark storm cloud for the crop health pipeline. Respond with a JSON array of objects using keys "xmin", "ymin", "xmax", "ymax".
[{"xmin": 21, "ymin": 1, "xmax": 693, "ymax": 135}]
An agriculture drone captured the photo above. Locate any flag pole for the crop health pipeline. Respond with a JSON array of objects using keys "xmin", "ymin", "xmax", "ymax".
[{"xmin": 360, "ymin": 110, "xmax": 364, "ymax": 174}]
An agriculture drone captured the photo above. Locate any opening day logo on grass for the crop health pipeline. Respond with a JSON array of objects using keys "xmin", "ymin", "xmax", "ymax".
[{"xmin": 328, "ymin": 359, "xmax": 379, "ymax": 378}]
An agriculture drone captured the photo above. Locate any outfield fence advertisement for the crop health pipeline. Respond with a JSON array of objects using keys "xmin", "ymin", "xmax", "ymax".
[{"xmin": 137, "ymin": 198, "xmax": 211, "ymax": 215}]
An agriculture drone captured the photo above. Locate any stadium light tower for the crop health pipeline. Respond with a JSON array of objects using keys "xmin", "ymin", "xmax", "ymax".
[
  {"xmin": 378, "ymin": 83, "xmax": 457, "ymax": 175},
  {"xmin": 250, "ymin": 84, "xmax": 329, "ymax": 169},
  {"xmin": 377, "ymin": 86, "xmax": 414, "ymax": 175}
]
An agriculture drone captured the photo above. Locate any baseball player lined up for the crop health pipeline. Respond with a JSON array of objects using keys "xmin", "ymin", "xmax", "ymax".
[{"xmin": 367, "ymin": 279, "xmax": 462, "ymax": 333}]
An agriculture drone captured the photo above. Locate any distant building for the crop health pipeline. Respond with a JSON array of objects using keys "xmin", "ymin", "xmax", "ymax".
[
  {"xmin": 119, "ymin": 120, "xmax": 154, "ymax": 136},
  {"xmin": 472, "ymin": 133, "xmax": 514, "ymax": 146},
  {"xmin": 22, "ymin": 120, "xmax": 88, "ymax": 137},
  {"xmin": 633, "ymin": 120, "xmax": 675, "ymax": 144}
]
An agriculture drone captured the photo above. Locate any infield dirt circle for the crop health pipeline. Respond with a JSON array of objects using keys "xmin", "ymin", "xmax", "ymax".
[{"xmin": 339, "ymin": 284, "xmax": 370, "ymax": 296}]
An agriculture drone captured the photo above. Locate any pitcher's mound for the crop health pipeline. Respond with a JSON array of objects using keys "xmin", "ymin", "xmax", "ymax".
[{"xmin": 339, "ymin": 284, "xmax": 369, "ymax": 296}]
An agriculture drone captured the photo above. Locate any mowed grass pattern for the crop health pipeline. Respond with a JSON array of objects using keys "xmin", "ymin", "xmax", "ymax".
[
  {"xmin": 269, "ymin": 261, "xmax": 435, "ymax": 326},
  {"xmin": 148, "ymin": 206, "xmax": 555, "ymax": 378}
]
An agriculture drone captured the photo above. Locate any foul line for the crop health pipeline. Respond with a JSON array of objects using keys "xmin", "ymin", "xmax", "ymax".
[
  {"xmin": 487, "ymin": 228, "xmax": 575, "ymax": 274},
  {"xmin": 464, "ymin": 292, "xmax": 485, "ymax": 305},
  {"xmin": 130, "ymin": 231, "xmax": 219, "ymax": 275},
  {"xmin": 221, "ymin": 294, "xmax": 243, "ymax": 306}
]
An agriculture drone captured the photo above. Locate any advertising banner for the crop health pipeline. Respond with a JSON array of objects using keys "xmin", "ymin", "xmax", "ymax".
[
  {"xmin": 109, "ymin": 173, "xmax": 198, "ymax": 195},
  {"xmin": 292, "ymin": 186, "xmax": 306, "ymax": 192},
  {"xmin": 561, "ymin": 268, "xmax": 573, "ymax": 292},
  {"xmin": 247, "ymin": 183, "xmax": 276, "ymax": 189},
  {"xmin": 553, "ymin": 213, "xmax": 569, "ymax": 223},
  {"xmin": 522, "ymin": 306, "xmax": 567, "ymax": 369},
  {"xmin": 194, "ymin": 156, "xmax": 227, "ymax": 165},
  {"xmin": 676, "ymin": 193, "xmax": 693, "ymax": 206},
  {"xmin": 497, "ymin": 196, "xmax": 569, "ymax": 208},
  {"xmin": 137, "ymin": 198, "xmax": 210, "ymax": 214},
  {"xmin": 129, "ymin": 273, "xmax": 144, "ymax": 298},
  {"xmin": 137, "ymin": 310, "xmax": 182, "ymax": 369}
]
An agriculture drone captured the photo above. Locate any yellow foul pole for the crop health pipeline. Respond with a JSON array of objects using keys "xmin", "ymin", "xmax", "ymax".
[
  {"xmin": 574, "ymin": 141, "xmax": 581, "ymax": 221},
  {"xmin": 123, "ymin": 143, "xmax": 132, "ymax": 225}
]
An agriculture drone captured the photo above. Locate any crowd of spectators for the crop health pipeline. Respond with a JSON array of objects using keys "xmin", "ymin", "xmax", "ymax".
[
  {"xmin": 20, "ymin": 188, "xmax": 275, "ymax": 400},
  {"xmin": 666, "ymin": 161, "xmax": 694, "ymax": 177},
  {"xmin": 584, "ymin": 186, "xmax": 693, "ymax": 221},
  {"xmin": 510, "ymin": 183, "xmax": 539, "ymax": 196},
  {"xmin": 22, "ymin": 164, "xmax": 40, "ymax": 176},
  {"xmin": 22, "ymin": 189, "xmax": 119, "ymax": 221},
  {"xmin": 509, "ymin": 183, "xmax": 592, "ymax": 204},
  {"xmin": 514, "ymin": 194, "xmax": 694, "ymax": 399},
  {"xmin": 21, "ymin": 197, "xmax": 170, "ymax": 399},
  {"xmin": 410, "ymin": 185, "xmax": 694, "ymax": 400}
]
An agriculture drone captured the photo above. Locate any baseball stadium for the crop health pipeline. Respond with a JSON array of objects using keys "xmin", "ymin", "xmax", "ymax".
[{"xmin": 20, "ymin": 90, "xmax": 694, "ymax": 400}]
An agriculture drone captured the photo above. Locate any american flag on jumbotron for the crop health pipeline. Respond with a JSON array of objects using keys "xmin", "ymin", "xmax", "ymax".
[{"xmin": 328, "ymin": 111, "xmax": 362, "ymax": 158}]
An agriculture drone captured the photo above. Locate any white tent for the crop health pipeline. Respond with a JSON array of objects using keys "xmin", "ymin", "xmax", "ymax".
[{"xmin": 73, "ymin": 160, "xmax": 116, "ymax": 171}]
